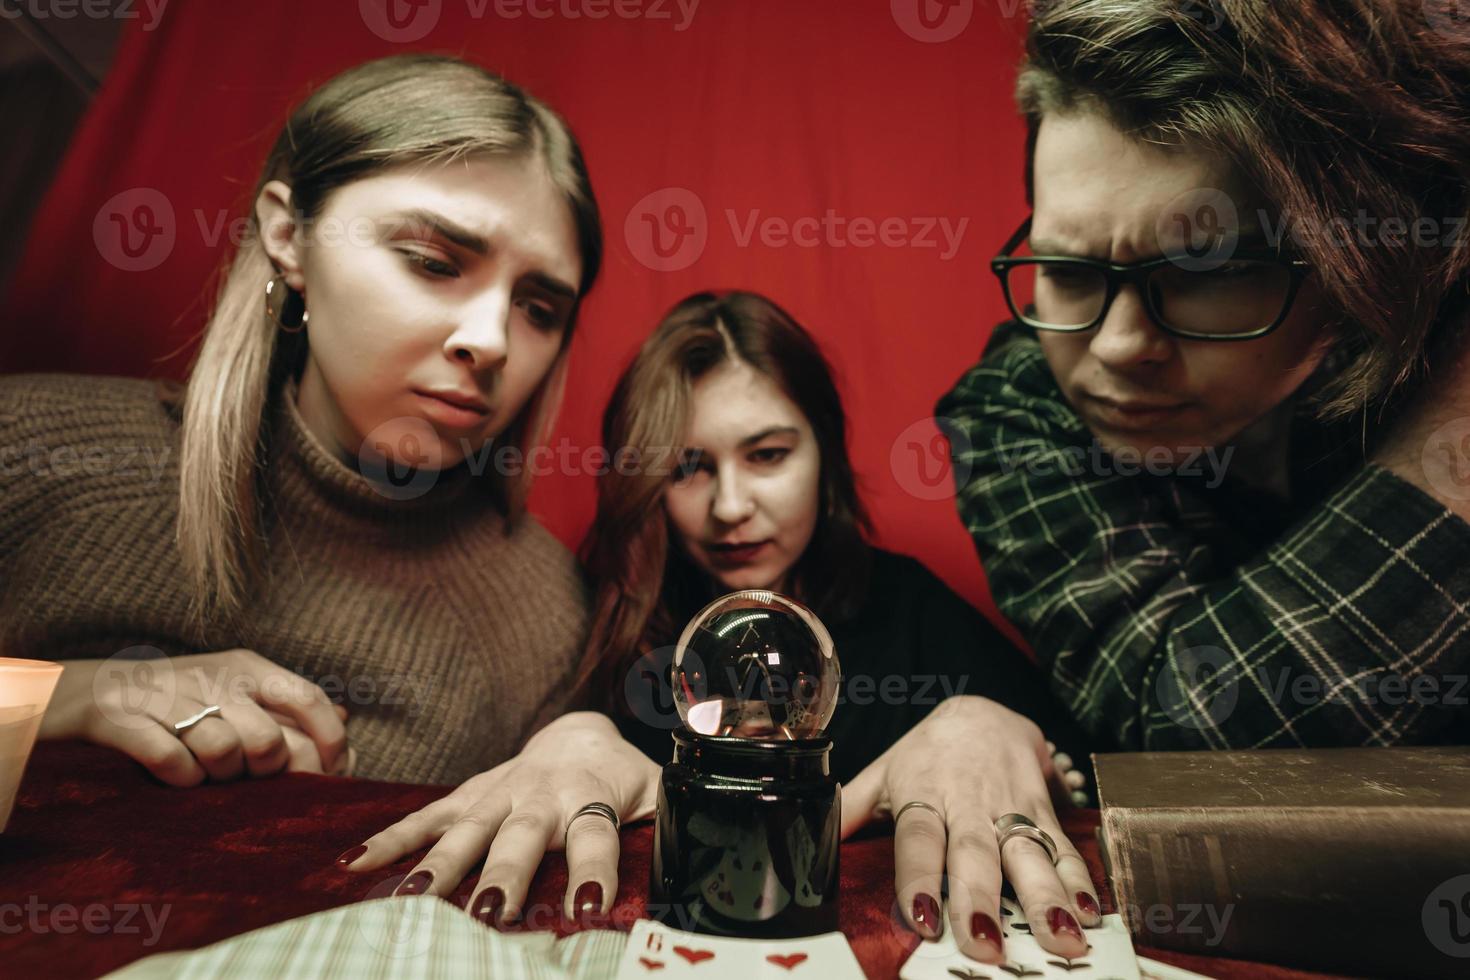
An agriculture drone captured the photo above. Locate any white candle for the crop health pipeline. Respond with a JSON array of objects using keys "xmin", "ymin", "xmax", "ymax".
[{"xmin": 0, "ymin": 658, "xmax": 64, "ymax": 832}]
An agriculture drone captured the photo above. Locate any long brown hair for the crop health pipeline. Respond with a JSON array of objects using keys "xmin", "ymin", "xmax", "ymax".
[
  {"xmin": 176, "ymin": 54, "xmax": 602, "ymax": 629},
  {"xmin": 575, "ymin": 291, "xmax": 872, "ymax": 719},
  {"xmin": 1016, "ymin": 0, "xmax": 1470, "ymax": 419}
]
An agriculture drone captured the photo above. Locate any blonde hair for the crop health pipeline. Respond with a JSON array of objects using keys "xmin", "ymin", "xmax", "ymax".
[{"xmin": 177, "ymin": 54, "xmax": 602, "ymax": 629}]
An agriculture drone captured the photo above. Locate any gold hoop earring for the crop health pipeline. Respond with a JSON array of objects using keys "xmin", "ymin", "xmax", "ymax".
[{"xmin": 265, "ymin": 275, "xmax": 309, "ymax": 334}]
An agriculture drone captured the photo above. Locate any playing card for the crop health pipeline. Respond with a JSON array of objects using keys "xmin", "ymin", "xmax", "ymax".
[
  {"xmin": 899, "ymin": 898, "xmax": 1142, "ymax": 980},
  {"xmin": 614, "ymin": 918, "xmax": 864, "ymax": 980}
]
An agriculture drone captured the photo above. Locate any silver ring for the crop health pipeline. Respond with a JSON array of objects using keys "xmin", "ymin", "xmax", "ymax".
[
  {"xmin": 994, "ymin": 812, "xmax": 1059, "ymax": 865},
  {"xmin": 172, "ymin": 704, "xmax": 223, "ymax": 736},
  {"xmin": 564, "ymin": 802, "xmax": 619, "ymax": 847},
  {"xmin": 893, "ymin": 800, "xmax": 944, "ymax": 825}
]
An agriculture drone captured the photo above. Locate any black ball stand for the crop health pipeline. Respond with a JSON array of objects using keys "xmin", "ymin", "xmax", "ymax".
[{"xmin": 649, "ymin": 729, "xmax": 841, "ymax": 938}]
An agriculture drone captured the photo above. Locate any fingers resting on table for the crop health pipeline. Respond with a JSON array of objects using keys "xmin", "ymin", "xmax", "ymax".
[
  {"xmin": 847, "ymin": 697, "xmax": 1102, "ymax": 964},
  {"xmin": 336, "ymin": 712, "xmax": 656, "ymax": 930}
]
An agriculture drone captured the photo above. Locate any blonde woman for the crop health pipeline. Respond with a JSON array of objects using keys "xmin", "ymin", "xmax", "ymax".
[{"xmin": 3, "ymin": 54, "xmax": 608, "ymax": 789}]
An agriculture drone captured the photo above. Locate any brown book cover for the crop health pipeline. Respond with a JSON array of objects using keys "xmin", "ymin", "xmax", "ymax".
[{"xmin": 1093, "ymin": 746, "xmax": 1470, "ymax": 979}]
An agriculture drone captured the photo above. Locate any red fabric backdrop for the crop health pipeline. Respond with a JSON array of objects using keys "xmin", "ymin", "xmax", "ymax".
[{"xmin": 3, "ymin": 0, "xmax": 1030, "ymax": 635}]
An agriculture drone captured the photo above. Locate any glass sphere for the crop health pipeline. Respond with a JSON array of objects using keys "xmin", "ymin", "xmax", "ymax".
[{"xmin": 672, "ymin": 591, "xmax": 840, "ymax": 739}]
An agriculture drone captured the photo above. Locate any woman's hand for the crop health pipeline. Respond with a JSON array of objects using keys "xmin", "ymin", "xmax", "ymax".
[
  {"xmin": 39, "ymin": 649, "xmax": 351, "ymax": 785},
  {"xmin": 338, "ymin": 711, "xmax": 659, "ymax": 928},
  {"xmin": 841, "ymin": 696, "xmax": 1100, "ymax": 965}
]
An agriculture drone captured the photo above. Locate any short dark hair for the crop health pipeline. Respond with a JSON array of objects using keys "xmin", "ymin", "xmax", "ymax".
[{"xmin": 1017, "ymin": 0, "xmax": 1470, "ymax": 418}]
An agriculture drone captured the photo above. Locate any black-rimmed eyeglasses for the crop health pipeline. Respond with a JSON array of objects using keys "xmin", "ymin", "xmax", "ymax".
[{"xmin": 990, "ymin": 216, "xmax": 1312, "ymax": 341}]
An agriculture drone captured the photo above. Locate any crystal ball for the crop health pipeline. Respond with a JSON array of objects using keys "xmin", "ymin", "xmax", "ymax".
[{"xmin": 672, "ymin": 591, "xmax": 840, "ymax": 739}]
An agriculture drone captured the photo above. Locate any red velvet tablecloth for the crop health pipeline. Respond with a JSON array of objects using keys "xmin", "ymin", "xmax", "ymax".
[{"xmin": 0, "ymin": 741, "xmax": 1343, "ymax": 979}]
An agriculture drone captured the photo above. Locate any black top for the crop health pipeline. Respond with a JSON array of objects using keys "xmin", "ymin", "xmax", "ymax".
[{"xmin": 614, "ymin": 547, "xmax": 1104, "ymax": 792}]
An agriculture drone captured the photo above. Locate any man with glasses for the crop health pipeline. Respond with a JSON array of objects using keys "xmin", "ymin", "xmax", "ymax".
[{"xmin": 937, "ymin": 0, "xmax": 1470, "ymax": 751}]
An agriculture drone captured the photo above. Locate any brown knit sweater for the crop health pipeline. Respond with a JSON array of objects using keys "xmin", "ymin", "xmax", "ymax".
[{"xmin": 0, "ymin": 372, "xmax": 590, "ymax": 785}]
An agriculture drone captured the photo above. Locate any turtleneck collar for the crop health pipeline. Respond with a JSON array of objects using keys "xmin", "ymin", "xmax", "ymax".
[{"xmin": 267, "ymin": 375, "xmax": 485, "ymax": 522}]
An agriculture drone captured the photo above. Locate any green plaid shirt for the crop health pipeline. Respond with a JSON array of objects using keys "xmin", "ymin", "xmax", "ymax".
[{"xmin": 936, "ymin": 322, "xmax": 1470, "ymax": 751}]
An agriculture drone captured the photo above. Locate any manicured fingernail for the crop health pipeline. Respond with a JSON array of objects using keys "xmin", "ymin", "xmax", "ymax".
[
  {"xmin": 1076, "ymin": 891, "xmax": 1101, "ymax": 920},
  {"xmin": 912, "ymin": 893, "xmax": 941, "ymax": 939},
  {"xmin": 334, "ymin": 844, "xmax": 366, "ymax": 869},
  {"xmin": 473, "ymin": 886, "xmax": 506, "ymax": 928},
  {"xmin": 395, "ymin": 870, "xmax": 433, "ymax": 896},
  {"xmin": 1047, "ymin": 906, "xmax": 1084, "ymax": 942},
  {"xmin": 574, "ymin": 881, "xmax": 603, "ymax": 923},
  {"xmin": 970, "ymin": 912, "xmax": 1004, "ymax": 957}
]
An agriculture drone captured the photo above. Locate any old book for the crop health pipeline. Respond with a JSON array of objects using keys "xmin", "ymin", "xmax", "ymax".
[{"xmin": 1093, "ymin": 746, "xmax": 1470, "ymax": 979}]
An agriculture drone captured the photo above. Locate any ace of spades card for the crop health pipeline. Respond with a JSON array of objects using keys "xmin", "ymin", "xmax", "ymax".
[
  {"xmin": 899, "ymin": 896, "xmax": 1143, "ymax": 980},
  {"xmin": 615, "ymin": 917, "xmax": 864, "ymax": 979}
]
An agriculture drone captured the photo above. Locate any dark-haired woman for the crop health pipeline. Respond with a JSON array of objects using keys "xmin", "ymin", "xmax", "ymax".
[
  {"xmin": 577, "ymin": 291, "xmax": 1097, "ymax": 790},
  {"xmin": 352, "ymin": 292, "xmax": 1105, "ymax": 965}
]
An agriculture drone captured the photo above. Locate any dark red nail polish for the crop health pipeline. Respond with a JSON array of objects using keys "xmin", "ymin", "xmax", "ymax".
[
  {"xmin": 912, "ymin": 893, "xmax": 941, "ymax": 939},
  {"xmin": 573, "ymin": 881, "xmax": 603, "ymax": 923},
  {"xmin": 334, "ymin": 844, "xmax": 366, "ymax": 868},
  {"xmin": 1047, "ymin": 906, "xmax": 1084, "ymax": 942},
  {"xmin": 473, "ymin": 886, "xmax": 505, "ymax": 928},
  {"xmin": 1076, "ymin": 891, "xmax": 1101, "ymax": 919},
  {"xmin": 396, "ymin": 870, "xmax": 433, "ymax": 896},
  {"xmin": 970, "ymin": 912, "xmax": 1004, "ymax": 956}
]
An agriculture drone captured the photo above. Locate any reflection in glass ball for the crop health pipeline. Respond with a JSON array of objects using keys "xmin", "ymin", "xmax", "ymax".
[{"xmin": 672, "ymin": 591, "xmax": 840, "ymax": 739}]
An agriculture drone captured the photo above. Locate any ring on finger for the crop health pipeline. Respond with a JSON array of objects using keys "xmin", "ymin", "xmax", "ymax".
[
  {"xmin": 994, "ymin": 812, "xmax": 1059, "ymax": 866},
  {"xmin": 172, "ymin": 704, "xmax": 223, "ymax": 736},
  {"xmin": 564, "ymin": 801, "xmax": 619, "ymax": 848},
  {"xmin": 893, "ymin": 800, "xmax": 944, "ymax": 826}
]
